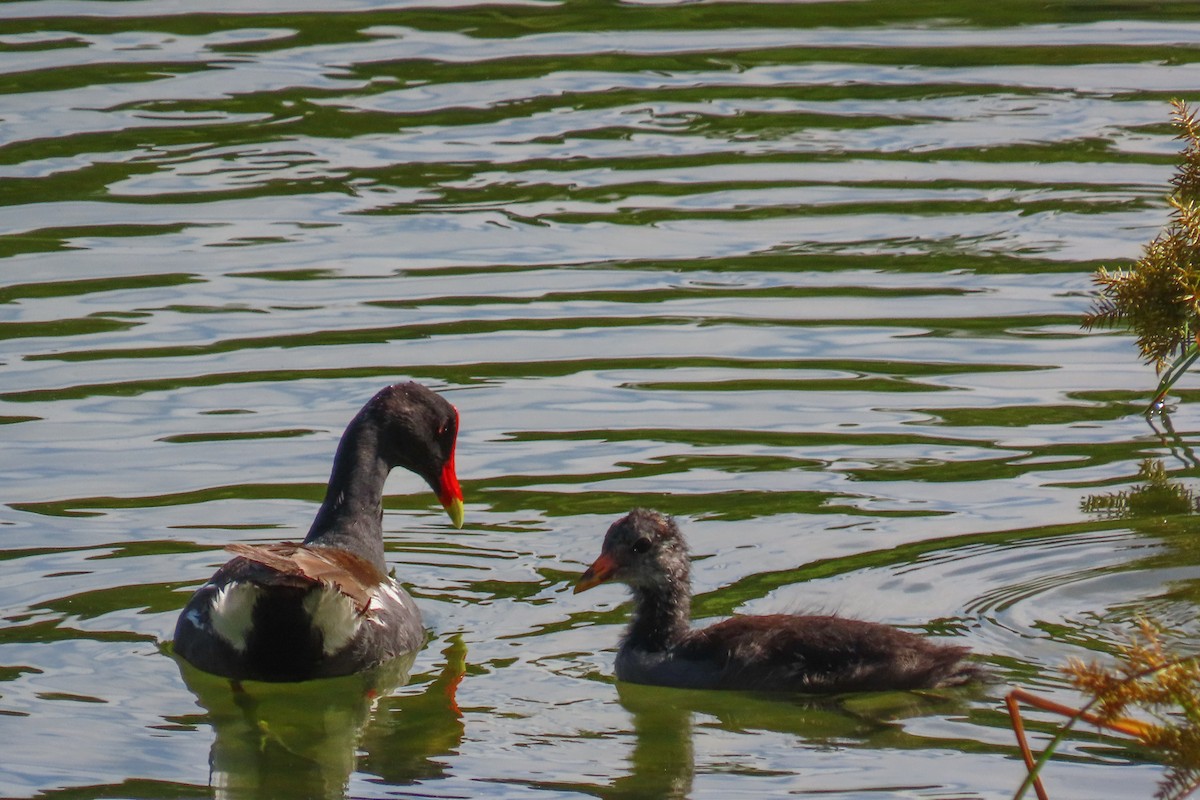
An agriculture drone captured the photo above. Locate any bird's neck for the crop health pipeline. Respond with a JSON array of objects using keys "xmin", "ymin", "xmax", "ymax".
[
  {"xmin": 304, "ymin": 418, "xmax": 391, "ymax": 572},
  {"xmin": 624, "ymin": 576, "xmax": 692, "ymax": 651}
]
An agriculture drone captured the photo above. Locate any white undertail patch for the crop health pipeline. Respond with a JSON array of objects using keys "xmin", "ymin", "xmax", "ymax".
[
  {"xmin": 303, "ymin": 586, "xmax": 364, "ymax": 655},
  {"xmin": 209, "ymin": 583, "xmax": 263, "ymax": 653}
]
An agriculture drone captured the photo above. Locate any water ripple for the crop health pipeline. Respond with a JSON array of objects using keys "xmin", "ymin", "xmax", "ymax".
[{"xmin": 2, "ymin": 4, "xmax": 1199, "ymax": 799}]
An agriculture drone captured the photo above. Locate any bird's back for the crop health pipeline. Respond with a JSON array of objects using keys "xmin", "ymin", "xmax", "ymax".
[
  {"xmin": 174, "ymin": 548, "xmax": 423, "ymax": 682},
  {"xmin": 622, "ymin": 614, "xmax": 978, "ymax": 693}
]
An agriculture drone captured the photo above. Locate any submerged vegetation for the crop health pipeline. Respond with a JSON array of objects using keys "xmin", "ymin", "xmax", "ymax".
[{"xmin": 1083, "ymin": 100, "xmax": 1200, "ymax": 411}]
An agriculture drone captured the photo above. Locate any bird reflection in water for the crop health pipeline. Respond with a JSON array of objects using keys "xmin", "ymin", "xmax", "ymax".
[
  {"xmin": 520, "ymin": 682, "xmax": 978, "ymax": 800},
  {"xmin": 612, "ymin": 682, "xmax": 978, "ymax": 799},
  {"xmin": 174, "ymin": 636, "xmax": 467, "ymax": 799}
]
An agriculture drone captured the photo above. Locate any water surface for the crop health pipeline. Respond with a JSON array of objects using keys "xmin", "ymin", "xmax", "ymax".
[{"xmin": 3, "ymin": 2, "xmax": 1200, "ymax": 798}]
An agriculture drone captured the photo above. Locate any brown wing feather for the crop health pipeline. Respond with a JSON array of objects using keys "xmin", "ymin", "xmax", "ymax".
[{"xmin": 224, "ymin": 543, "xmax": 386, "ymax": 609}]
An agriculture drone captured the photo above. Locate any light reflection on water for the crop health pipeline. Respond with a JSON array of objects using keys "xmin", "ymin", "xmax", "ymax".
[{"xmin": 2, "ymin": 3, "xmax": 1199, "ymax": 798}]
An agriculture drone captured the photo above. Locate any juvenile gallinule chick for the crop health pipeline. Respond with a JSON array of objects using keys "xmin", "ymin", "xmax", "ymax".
[
  {"xmin": 574, "ymin": 509, "xmax": 980, "ymax": 693},
  {"xmin": 174, "ymin": 382, "xmax": 465, "ymax": 682}
]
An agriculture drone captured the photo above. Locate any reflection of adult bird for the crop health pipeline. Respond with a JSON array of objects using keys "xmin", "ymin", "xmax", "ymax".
[
  {"xmin": 357, "ymin": 636, "xmax": 469, "ymax": 786},
  {"xmin": 576, "ymin": 509, "xmax": 980, "ymax": 693},
  {"xmin": 174, "ymin": 382, "xmax": 465, "ymax": 682},
  {"xmin": 176, "ymin": 637, "xmax": 470, "ymax": 798},
  {"xmin": 177, "ymin": 653, "xmax": 416, "ymax": 800}
]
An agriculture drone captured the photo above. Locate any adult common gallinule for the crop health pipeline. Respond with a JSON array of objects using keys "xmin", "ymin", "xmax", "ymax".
[
  {"xmin": 174, "ymin": 382, "xmax": 464, "ymax": 682},
  {"xmin": 575, "ymin": 508, "xmax": 979, "ymax": 693}
]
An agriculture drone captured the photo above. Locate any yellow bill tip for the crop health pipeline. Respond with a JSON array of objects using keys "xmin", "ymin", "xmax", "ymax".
[{"xmin": 444, "ymin": 497, "xmax": 465, "ymax": 529}]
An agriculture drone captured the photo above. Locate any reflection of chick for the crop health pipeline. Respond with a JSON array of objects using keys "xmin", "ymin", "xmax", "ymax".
[
  {"xmin": 357, "ymin": 635, "xmax": 468, "ymax": 786},
  {"xmin": 613, "ymin": 682, "xmax": 695, "ymax": 800},
  {"xmin": 576, "ymin": 509, "xmax": 980, "ymax": 692},
  {"xmin": 610, "ymin": 680, "xmax": 980, "ymax": 800}
]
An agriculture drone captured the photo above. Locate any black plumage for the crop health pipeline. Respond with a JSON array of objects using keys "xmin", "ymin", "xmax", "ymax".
[
  {"xmin": 575, "ymin": 508, "xmax": 980, "ymax": 693},
  {"xmin": 174, "ymin": 381, "xmax": 465, "ymax": 682}
]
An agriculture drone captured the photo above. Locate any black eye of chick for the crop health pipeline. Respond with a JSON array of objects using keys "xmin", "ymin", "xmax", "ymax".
[{"xmin": 630, "ymin": 537, "xmax": 652, "ymax": 554}]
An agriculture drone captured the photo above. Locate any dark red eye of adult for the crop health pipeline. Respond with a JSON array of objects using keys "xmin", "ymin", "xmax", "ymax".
[{"xmin": 631, "ymin": 538, "xmax": 651, "ymax": 554}]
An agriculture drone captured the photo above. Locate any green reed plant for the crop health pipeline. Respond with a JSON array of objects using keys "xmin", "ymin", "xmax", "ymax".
[
  {"xmin": 1083, "ymin": 100, "xmax": 1200, "ymax": 412},
  {"xmin": 1009, "ymin": 454, "xmax": 1200, "ymax": 799},
  {"xmin": 1065, "ymin": 621, "xmax": 1200, "ymax": 800}
]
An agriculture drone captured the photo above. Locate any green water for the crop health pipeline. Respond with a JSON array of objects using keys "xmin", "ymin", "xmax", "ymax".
[{"xmin": 2, "ymin": 1, "xmax": 1200, "ymax": 797}]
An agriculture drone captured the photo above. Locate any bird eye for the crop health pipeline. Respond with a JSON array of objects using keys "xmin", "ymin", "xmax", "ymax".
[{"xmin": 630, "ymin": 537, "xmax": 652, "ymax": 554}]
